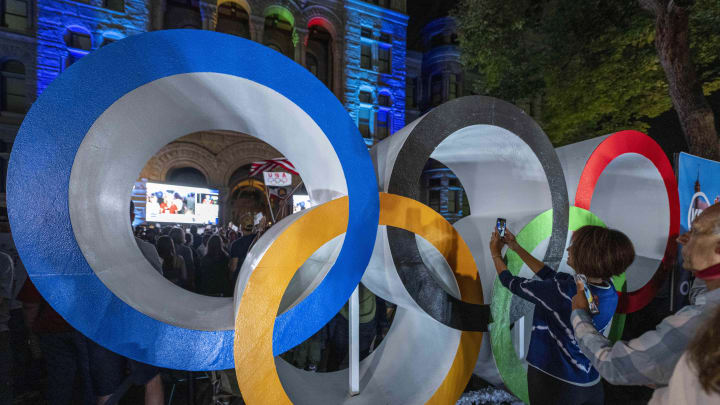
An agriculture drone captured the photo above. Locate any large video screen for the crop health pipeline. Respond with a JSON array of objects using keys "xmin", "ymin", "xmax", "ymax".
[{"xmin": 145, "ymin": 182, "xmax": 219, "ymax": 225}]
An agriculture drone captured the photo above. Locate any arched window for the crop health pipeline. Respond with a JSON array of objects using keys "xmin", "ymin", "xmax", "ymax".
[
  {"xmin": 449, "ymin": 74, "xmax": 460, "ymax": 100},
  {"xmin": 358, "ymin": 107, "xmax": 371, "ymax": 139},
  {"xmin": 103, "ymin": 0, "xmax": 124, "ymax": 12},
  {"xmin": 100, "ymin": 35, "xmax": 121, "ymax": 47},
  {"xmin": 64, "ymin": 27, "xmax": 92, "ymax": 68},
  {"xmin": 306, "ymin": 52, "xmax": 318, "ymax": 76},
  {"xmin": 216, "ymin": 2, "xmax": 249, "ymax": 38},
  {"xmin": 167, "ymin": 167, "xmax": 207, "ymax": 187},
  {"xmin": 2, "ymin": 0, "xmax": 28, "ymax": 31},
  {"xmin": 378, "ymin": 91, "xmax": 391, "ymax": 107},
  {"xmin": 306, "ymin": 24, "xmax": 333, "ymax": 88},
  {"xmin": 263, "ymin": 7, "xmax": 294, "ymax": 59},
  {"xmin": 164, "ymin": 0, "xmax": 202, "ymax": 29},
  {"xmin": 359, "ymin": 90, "xmax": 372, "ymax": 104},
  {"xmin": 430, "ymin": 74, "xmax": 443, "ymax": 107},
  {"xmin": 1, "ymin": 60, "xmax": 26, "ymax": 113},
  {"xmin": 406, "ymin": 77, "xmax": 417, "ymax": 108},
  {"xmin": 376, "ymin": 109, "xmax": 389, "ymax": 141},
  {"xmin": 65, "ymin": 28, "xmax": 92, "ymax": 51}
]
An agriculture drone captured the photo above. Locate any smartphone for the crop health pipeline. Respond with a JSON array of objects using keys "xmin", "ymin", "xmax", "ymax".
[
  {"xmin": 575, "ymin": 274, "xmax": 600, "ymax": 314},
  {"xmin": 496, "ymin": 218, "xmax": 507, "ymax": 238}
]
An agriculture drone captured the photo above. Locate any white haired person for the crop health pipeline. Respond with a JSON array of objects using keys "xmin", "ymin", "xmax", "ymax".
[{"xmin": 571, "ymin": 203, "xmax": 720, "ymax": 387}]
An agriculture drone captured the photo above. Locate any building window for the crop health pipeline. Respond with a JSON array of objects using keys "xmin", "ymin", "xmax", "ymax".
[
  {"xmin": 449, "ymin": 74, "xmax": 458, "ymax": 100},
  {"xmin": 359, "ymin": 91, "xmax": 372, "ymax": 104},
  {"xmin": 66, "ymin": 30, "xmax": 92, "ymax": 51},
  {"xmin": 376, "ymin": 109, "xmax": 389, "ymax": 141},
  {"xmin": 361, "ymin": 27, "xmax": 372, "ymax": 38},
  {"xmin": 100, "ymin": 35, "xmax": 121, "ymax": 47},
  {"xmin": 378, "ymin": 46, "xmax": 391, "ymax": 74},
  {"xmin": 379, "ymin": 33, "xmax": 391, "ymax": 44},
  {"xmin": 378, "ymin": 93, "xmax": 391, "ymax": 107},
  {"xmin": 216, "ymin": 2, "xmax": 249, "ymax": 38},
  {"xmin": 406, "ymin": 77, "xmax": 417, "ymax": 108},
  {"xmin": 1, "ymin": 60, "xmax": 25, "ymax": 113},
  {"xmin": 431, "ymin": 74, "xmax": 443, "ymax": 106},
  {"xmin": 429, "ymin": 190, "xmax": 440, "ymax": 212},
  {"xmin": 447, "ymin": 189, "xmax": 461, "ymax": 214},
  {"xmin": 307, "ymin": 53, "xmax": 318, "ymax": 76},
  {"xmin": 361, "ymin": 43, "xmax": 372, "ymax": 70},
  {"xmin": 2, "ymin": 0, "xmax": 28, "ymax": 31},
  {"xmin": 307, "ymin": 25, "xmax": 333, "ymax": 88},
  {"xmin": 103, "ymin": 0, "xmax": 124, "ymax": 12},
  {"xmin": 358, "ymin": 108, "xmax": 371, "ymax": 138}
]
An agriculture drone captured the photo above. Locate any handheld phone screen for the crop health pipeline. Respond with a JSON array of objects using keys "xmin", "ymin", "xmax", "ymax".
[
  {"xmin": 575, "ymin": 274, "xmax": 600, "ymax": 314},
  {"xmin": 496, "ymin": 218, "xmax": 507, "ymax": 238}
]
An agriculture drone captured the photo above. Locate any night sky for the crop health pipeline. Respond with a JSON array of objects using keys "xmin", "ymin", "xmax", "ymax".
[{"xmin": 406, "ymin": 0, "xmax": 459, "ymax": 50}]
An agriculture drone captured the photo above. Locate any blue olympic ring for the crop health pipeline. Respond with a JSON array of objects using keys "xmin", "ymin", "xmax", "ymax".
[{"xmin": 7, "ymin": 30, "xmax": 379, "ymax": 370}]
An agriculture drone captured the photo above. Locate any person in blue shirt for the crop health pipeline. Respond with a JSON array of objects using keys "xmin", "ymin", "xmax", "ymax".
[{"xmin": 490, "ymin": 225, "xmax": 635, "ymax": 405}]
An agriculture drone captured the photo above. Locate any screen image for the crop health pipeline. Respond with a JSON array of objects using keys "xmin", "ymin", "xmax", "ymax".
[
  {"xmin": 293, "ymin": 195, "xmax": 313, "ymax": 213},
  {"xmin": 145, "ymin": 182, "xmax": 219, "ymax": 225}
]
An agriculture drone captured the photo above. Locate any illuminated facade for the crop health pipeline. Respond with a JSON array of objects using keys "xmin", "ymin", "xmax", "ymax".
[{"xmin": 0, "ymin": 1, "xmax": 471, "ymax": 224}]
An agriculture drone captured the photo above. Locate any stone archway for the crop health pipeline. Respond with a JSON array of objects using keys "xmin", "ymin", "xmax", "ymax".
[{"xmin": 140, "ymin": 141, "xmax": 218, "ymax": 184}]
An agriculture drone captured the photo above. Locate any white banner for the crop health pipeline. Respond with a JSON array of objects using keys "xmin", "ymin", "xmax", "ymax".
[{"xmin": 263, "ymin": 171, "xmax": 292, "ymax": 187}]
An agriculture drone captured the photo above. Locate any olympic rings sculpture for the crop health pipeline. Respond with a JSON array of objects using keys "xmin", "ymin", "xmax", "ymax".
[{"xmin": 8, "ymin": 30, "xmax": 680, "ymax": 404}]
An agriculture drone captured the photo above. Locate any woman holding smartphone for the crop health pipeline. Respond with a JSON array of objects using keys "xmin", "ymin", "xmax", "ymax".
[{"xmin": 490, "ymin": 225, "xmax": 634, "ymax": 405}]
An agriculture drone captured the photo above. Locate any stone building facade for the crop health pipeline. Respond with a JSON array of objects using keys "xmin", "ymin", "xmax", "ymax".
[
  {"xmin": 406, "ymin": 16, "xmax": 470, "ymax": 223},
  {"xmin": 0, "ymin": 1, "xmax": 471, "ymax": 225}
]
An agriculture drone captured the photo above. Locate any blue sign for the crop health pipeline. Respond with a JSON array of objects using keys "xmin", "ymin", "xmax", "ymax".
[{"xmin": 678, "ymin": 152, "xmax": 720, "ymax": 233}]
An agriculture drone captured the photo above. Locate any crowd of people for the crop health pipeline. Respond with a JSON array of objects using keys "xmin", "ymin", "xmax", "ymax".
[
  {"xmin": 1, "ymin": 200, "xmax": 719, "ymax": 405},
  {"xmin": 0, "ymin": 202, "xmax": 393, "ymax": 405}
]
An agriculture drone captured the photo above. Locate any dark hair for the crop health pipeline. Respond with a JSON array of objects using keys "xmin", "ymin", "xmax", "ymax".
[
  {"xmin": 156, "ymin": 236, "xmax": 175, "ymax": 260},
  {"xmin": 130, "ymin": 201, "xmax": 135, "ymax": 216},
  {"xmin": 570, "ymin": 226, "xmax": 635, "ymax": 279},
  {"xmin": 169, "ymin": 227, "xmax": 185, "ymax": 245},
  {"xmin": 156, "ymin": 236, "xmax": 176, "ymax": 275},
  {"xmin": 185, "ymin": 232, "xmax": 193, "ymax": 245},
  {"xmin": 206, "ymin": 235, "xmax": 226, "ymax": 259},
  {"xmin": 687, "ymin": 306, "xmax": 720, "ymax": 395}
]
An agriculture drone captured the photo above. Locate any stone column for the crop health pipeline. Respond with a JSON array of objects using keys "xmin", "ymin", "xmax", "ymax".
[
  {"xmin": 199, "ymin": 0, "xmax": 218, "ymax": 31},
  {"xmin": 150, "ymin": 0, "xmax": 167, "ymax": 31},
  {"xmin": 294, "ymin": 28, "xmax": 308, "ymax": 66},
  {"xmin": 249, "ymin": 15, "xmax": 265, "ymax": 43}
]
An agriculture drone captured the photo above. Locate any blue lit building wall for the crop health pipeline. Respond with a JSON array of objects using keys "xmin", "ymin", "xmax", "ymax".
[
  {"xmin": 344, "ymin": 0, "xmax": 408, "ymax": 147},
  {"xmin": 36, "ymin": 0, "xmax": 150, "ymax": 95}
]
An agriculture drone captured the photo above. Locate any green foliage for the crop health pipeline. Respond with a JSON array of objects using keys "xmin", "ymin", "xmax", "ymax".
[{"xmin": 453, "ymin": 0, "xmax": 720, "ymax": 146}]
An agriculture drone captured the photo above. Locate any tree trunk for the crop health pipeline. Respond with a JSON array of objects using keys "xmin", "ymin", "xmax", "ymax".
[{"xmin": 647, "ymin": 1, "xmax": 720, "ymax": 160}]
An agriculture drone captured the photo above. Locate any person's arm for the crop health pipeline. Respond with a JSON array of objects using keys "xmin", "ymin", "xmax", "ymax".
[
  {"xmin": 503, "ymin": 230, "xmax": 550, "ymax": 277},
  {"xmin": 490, "ymin": 230, "xmax": 562, "ymax": 308},
  {"xmin": 571, "ymin": 282, "xmax": 705, "ymax": 386},
  {"xmin": 228, "ymin": 258, "xmax": 239, "ymax": 277}
]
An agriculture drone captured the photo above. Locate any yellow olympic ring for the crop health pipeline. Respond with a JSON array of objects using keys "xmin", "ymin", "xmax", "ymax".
[{"xmin": 234, "ymin": 192, "xmax": 484, "ymax": 404}]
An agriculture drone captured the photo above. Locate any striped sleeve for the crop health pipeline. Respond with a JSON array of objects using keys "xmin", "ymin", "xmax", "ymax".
[
  {"xmin": 498, "ymin": 270, "xmax": 564, "ymax": 311},
  {"xmin": 535, "ymin": 265, "xmax": 556, "ymax": 280},
  {"xmin": 571, "ymin": 306, "xmax": 705, "ymax": 386}
]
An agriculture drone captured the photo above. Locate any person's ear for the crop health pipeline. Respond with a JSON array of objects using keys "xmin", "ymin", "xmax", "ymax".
[{"xmin": 715, "ymin": 240, "xmax": 720, "ymax": 256}]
